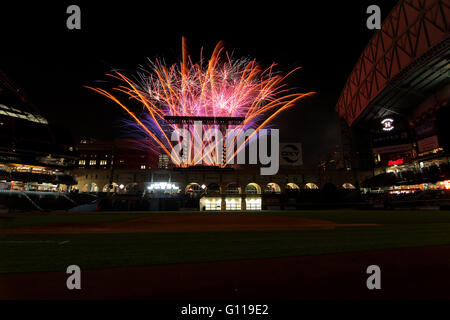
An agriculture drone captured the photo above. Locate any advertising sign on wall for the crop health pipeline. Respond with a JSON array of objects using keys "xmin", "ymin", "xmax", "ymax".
[
  {"xmin": 417, "ymin": 135, "xmax": 440, "ymax": 153},
  {"xmin": 279, "ymin": 143, "xmax": 303, "ymax": 166}
]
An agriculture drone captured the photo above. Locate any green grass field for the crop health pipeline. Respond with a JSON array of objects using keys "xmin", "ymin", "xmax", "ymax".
[{"xmin": 1, "ymin": 210, "xmax": 450, "ymax": 274}]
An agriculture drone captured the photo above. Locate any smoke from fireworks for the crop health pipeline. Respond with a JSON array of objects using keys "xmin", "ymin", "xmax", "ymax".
[{"xmin": 87, "ymin": 38, "xmax": 315, "ymax": 166}]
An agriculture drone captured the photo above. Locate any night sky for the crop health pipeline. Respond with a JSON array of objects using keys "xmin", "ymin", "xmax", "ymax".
[{"xmin": 0, "ymin": 1, "xmax": 397, "ymax": 166}]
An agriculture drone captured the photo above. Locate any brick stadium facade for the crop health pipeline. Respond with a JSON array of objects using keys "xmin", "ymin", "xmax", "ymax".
[{"xmin": 70, "ymin": 138, "xmax": 357, "ymax": 211}]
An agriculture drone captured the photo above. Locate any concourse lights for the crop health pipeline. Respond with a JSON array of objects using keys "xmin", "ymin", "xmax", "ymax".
[{"xmin": 147, "ymin": 182, "xmax": 179, "ymax": 190}]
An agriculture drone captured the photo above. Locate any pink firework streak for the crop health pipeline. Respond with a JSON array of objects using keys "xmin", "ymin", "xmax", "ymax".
[{"xmin": 86, "ymin": 38, "xmax": 316, "ymax": 167}]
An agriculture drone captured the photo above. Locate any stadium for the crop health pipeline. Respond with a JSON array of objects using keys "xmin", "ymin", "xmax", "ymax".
[
  {"xmin": 337, "ymin": 0, "xmax": 450, "ymax": 195},
  {"xmin": 69, "ymin": 0, "xmax": 449, "ymax": 213},
  {"xmin": 0, "ymin": 0, "xmax": 450, "ymax": 302},
  {"xmin": 4, "ymin": 1, "xmax": 448, "ymax": 214},
  {"xmin": 68, "ymin": 36, "xmax": 356, "ymax": 213},
  {"xmin": 0, "ymin": 71, "xmax": 80, "ymax": 212}
]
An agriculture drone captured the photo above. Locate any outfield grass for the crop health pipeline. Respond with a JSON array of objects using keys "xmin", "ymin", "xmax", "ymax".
[{"xmin": 1, "ymin": 210, "xmax": 450, "ymax": 273}]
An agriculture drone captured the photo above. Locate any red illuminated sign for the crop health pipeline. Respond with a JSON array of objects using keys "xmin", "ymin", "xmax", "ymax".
[{"xmin": 388, "ymin": 158, "xmax": 404, "ymax": 166}]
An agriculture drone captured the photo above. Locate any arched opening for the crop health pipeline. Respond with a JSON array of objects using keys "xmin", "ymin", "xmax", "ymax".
[
  {"xmin": 265, "ymin": 182, "xmax": 281, "ymax": 194},
  {"xmin": 103, "ymin": 182, "xmax": 119, "ymax": 193},
  {"xmin": 126, "ymin": 183, "xmax": 139, "ymax": 193},
  {"xmin": 286, "ymin": 183, "xmax": 300, "ymax": 192},
  {"xmin": 185, "ymin": 182, "xmax": 202, "ymax": 195},
  {"xmin": 207, "ymin": 183, "xmax": 221, "ymax": 195},
  {"xmin": 225, "ymin": 183, "xmax": 241, "ymax": 195},
  {"xmin": 342, "ymin": 183, "xmax": 356, "ymax": 189},
  {"xmin": 304, "ymin": 183, "xmax": 319, "ymax": 189},
  {"xmin": 90, "ymin": 183, "xmax": 98, "ymax": 192},
  {"xmin": 245, "ymin": 183, "xmax": 261, "ymax": 195}
]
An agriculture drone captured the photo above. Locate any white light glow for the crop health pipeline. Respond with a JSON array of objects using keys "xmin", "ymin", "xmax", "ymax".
[
  {"xmin": 147, "ymin": 182, "xmax": 178, "ymax": 191},
  {"xmin": 381, "ymin": 118, "xmax": 394, "ymax": 131}
]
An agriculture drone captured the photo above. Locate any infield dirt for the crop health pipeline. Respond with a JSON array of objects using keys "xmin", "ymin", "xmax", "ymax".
[{"xmin": 0, "ymin": 213, "xmax": 378, "ymax": 234}]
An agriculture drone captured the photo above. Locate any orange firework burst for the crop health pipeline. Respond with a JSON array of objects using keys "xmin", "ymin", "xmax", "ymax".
[{"xmin": 86, "ymin": 37, "xmax": 315, "ymax": 166}]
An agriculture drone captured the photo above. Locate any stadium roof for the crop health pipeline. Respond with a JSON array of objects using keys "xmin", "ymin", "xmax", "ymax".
[
  {"xmin": 0, "ymin": 103, "xmax": 48, "ymax": 124},
  {"xmin": 0, "ymin": 69, "xmax": 48, "ymax": 124},
  {"xmin": 336, "ymin": 0, "xmax": 449, "ymax": 126},
  {"xmin": 355, "ymin": 40, "xmax": 449, "ymax": 123}
]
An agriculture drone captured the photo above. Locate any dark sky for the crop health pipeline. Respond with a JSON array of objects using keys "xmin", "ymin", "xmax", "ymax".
[{"xmin": 0, "ymin": 0, "xmax": 397, "ymax": 166}]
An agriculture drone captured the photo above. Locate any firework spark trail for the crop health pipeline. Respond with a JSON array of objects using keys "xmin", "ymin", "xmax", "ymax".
[{"xmin": 87, "ymin": 38, "xmax": 316, "ymax": 167}]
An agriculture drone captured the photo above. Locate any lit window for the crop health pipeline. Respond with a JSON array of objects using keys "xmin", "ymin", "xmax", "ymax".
[
  {"xmin": 89, "ymin": 160, "xmax": 96, "ymax": 165},
  {"xmin": 100, "ymin": 160, "xmax": 107, "ymax": 166},
  {"xmin": 158, "ymin": 154, "xmax": 169, "ymax": 169},
  {"xmin": 78, "ymin": 160, "xmax": 86, "ymax": 166},
  {"xmin": 245, "ymin": 198, "xmax": 262, "ymax": 210},
  {"xmin": 225, "ymin": 198, "xmax": 241, "ymax": 210},
  {"xmin": 204, "ymin": 198, "xmax": 222, "ymax": 211}
]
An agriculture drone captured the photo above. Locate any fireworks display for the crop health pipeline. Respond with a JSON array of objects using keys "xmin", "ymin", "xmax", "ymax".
[{"xmin": 87, "ymin": 38, "xmax": 315, "ymax": 166}]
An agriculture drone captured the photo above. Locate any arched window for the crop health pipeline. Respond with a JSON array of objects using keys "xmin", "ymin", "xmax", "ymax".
[
  {"xmin": 185, "ymin": 182, "xmax": 202, "ymax": 194},
  {"xmin": 90, "ymin": 183, "xmax": 98, "ymax": 192},
  {"xmin": 286, "ymin": 183, "xmax": 300, "ymax": 192},
  {"xmin": 102, "ymin": 182, "xmax": 119, "ymax": 192},
  {"xmin": 207, "ymin": 183, "xmax": 221, "ymax": 195},
  {"xmin": 265, "ymin": 182, "xmax": 281, "ymax": 194},
  {"xmin": 225, "ymin": 183, "xmax": 241, "ymax": 195},
  {"xmin": 245, "ymin": 183, "xmax": 261, "ymax": 194}
]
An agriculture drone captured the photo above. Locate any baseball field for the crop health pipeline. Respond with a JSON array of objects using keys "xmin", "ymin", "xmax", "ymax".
[{"xmin": 1, "ymin": 209, "xmax": 450, "ymax": 299}]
